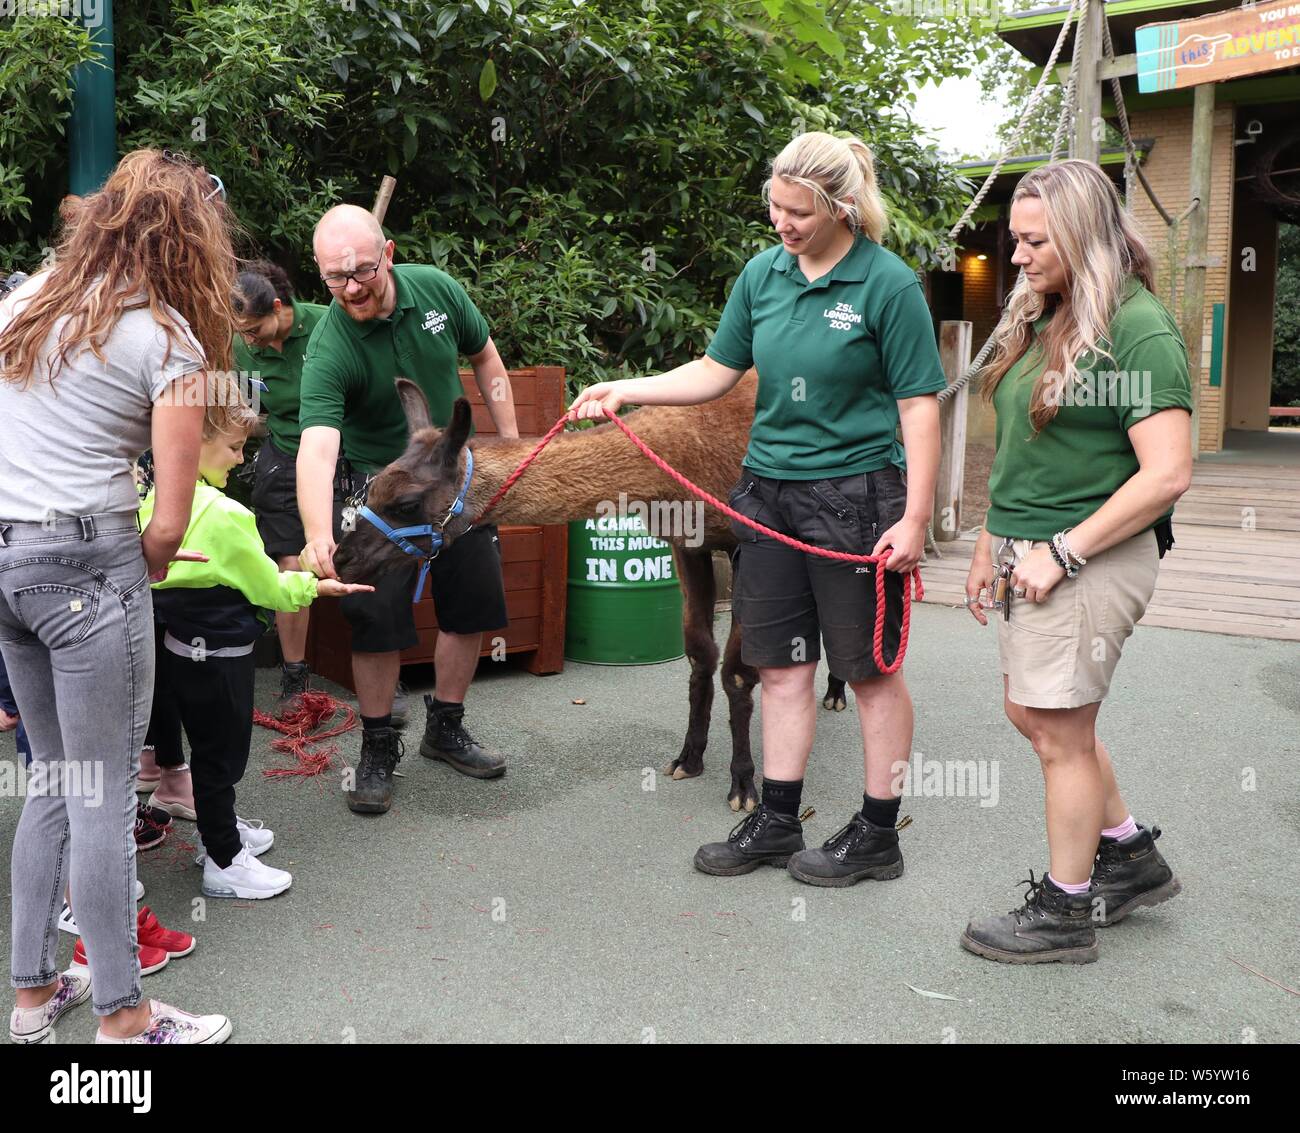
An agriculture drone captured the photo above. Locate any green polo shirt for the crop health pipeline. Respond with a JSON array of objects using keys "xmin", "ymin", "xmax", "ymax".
[
  {"xmin": 705, "ymin": 234, "xmax": 947, "ymax": 479},
  {"xmin": 985, "ymin": 278, "xmax": 1192, "ymax": 541},
  {"xmin": 232, "ymin": 300, "xmax": 327, "ymax": 456},
  {"xmin": 298, "ymin": 264, "xmax": 490, "ymax": 471}
]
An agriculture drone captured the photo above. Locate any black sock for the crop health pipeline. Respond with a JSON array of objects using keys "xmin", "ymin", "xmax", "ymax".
[
  {"xmin": 762, "ymin": 777, "xmax": 803, "ymax": 817},
  {"xmin": 861, "ymin": 793, "xmax": 900, "ymax": 829},
  {"xmin": 431, "ymin": 697, "xmax": 462, "ymax": 712},
  {"xmin": 361, "ymin": 714, "xmax": 392, "ymax": 732}
]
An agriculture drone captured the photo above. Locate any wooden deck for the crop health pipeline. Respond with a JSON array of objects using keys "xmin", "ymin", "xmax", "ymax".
[{"xmin": 920, "ymin": 461, "xmax": 1300, "ymax": 642}]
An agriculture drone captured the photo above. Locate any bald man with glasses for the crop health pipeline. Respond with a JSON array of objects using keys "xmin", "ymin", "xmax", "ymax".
[{"xmin": 297, "ymin": 205, "xmax": 518, "ymax": 816}]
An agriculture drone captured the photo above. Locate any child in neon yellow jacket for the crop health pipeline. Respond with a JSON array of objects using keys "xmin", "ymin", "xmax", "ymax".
[{"xmin": 139, "ymin": 376, "xmax": 371, "ymax": 900}]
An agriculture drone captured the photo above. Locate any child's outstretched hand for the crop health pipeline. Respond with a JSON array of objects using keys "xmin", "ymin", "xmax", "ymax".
[
  {"xmin": 0, "ymin": 708, "xmax": 19, "ymax": 733},
  {"xmin": 316, "ymin": 579, "xmax": 375, "ymax": 599}
]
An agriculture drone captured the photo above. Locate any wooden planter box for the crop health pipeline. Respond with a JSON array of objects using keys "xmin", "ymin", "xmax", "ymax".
[{"xmin": 306, "ymin": 366, "xmax": 568, "ymax": 691}]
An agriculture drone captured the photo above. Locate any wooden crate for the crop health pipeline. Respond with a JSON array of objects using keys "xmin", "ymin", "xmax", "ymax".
[{"xmin": 306, "ymin": 366, "xmax": 568, "ymax": 690}]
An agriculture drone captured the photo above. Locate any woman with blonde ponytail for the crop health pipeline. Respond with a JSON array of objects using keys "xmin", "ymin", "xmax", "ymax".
[
  {"xmin": 572, "ymin": 131, "xmax": 945, "ymax": 883},
  {"xmin": 0, "ymin": 149, "xmax": 235, "ymax": 1043},
  {"xmin": 960, "ymin": 159, "xmax": 1193, "ymax": 966}
]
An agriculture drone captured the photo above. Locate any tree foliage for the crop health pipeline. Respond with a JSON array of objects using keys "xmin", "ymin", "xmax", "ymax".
[{"xmin": 1, "ymin": 0, "xmax": 996, "ymax": 387}]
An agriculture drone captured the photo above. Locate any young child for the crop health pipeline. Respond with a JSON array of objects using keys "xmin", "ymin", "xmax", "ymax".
[{"xmin": 139, "ymin": 375, "xmax": 371, "ymax": 899}]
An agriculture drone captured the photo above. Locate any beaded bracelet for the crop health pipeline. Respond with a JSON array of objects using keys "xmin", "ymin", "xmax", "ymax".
[{"xmin": 1045, "ymin": 537, "xmax": 1076, "ymax": 579}]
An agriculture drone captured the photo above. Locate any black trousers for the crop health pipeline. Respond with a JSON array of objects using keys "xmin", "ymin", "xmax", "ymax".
[{"xmin": 148, "ymin": 639, "xmax": 256, "ymax": 869}]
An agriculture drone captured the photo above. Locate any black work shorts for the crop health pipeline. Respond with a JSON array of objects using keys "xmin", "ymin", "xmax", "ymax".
[
  {"xmin": 249, "ymin": 438, "xmax": 345, "ymax": 560},
  {"xmin": 339, "ymin": 524, "xmax": 509, "ymax": 654},
  {"xmin": 728, "ymin": 467, "xmax": 910, "ymax": 682}
]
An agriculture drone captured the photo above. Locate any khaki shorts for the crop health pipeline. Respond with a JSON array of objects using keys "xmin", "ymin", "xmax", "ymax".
[{"xmin": 994, "ymin": 528, "xmax": 1160, "ymax": 709}]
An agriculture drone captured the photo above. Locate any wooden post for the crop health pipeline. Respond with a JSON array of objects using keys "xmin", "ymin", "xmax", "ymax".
[
  {"xmin": 371, "ymin": 175, "xmax": 397, "ymax": 224},
  {"xmin": 1074, "ymin": 0, "xmax": 1104, "ymax": 164},
  {"xmin": 1180, "ymin": 82, "xmax": 1216, "ymax": 458},
  {"xmin": 934, "ymin": 320, "xmax": 972, "ymax": 542}
]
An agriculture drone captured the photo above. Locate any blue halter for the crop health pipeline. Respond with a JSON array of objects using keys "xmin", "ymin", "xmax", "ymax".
[{"xmin": 358, "ymin": 448, "xmax": 474, "ymax": 603}]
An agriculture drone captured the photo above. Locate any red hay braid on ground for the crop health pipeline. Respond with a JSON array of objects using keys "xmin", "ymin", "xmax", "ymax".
[{"xmin": 253, "ymin": 690, "xmax": 357, "ymax": 779}]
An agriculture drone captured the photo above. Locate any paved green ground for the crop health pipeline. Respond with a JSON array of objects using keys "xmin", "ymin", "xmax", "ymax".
[{"xmin": 2, "ymin": 603, "xmax": 1297, "ymax": 1043}]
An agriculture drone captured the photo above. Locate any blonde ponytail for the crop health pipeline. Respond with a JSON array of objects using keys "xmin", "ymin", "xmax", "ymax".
[{"xmin": 767, "ymin": 131, "xmax": 887, "ymax": 243}]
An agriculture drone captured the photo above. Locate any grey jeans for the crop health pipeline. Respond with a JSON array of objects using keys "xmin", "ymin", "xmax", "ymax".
[{"xmin": 0, "ymin": 513, "xmax": 151, "ymax": 1015}]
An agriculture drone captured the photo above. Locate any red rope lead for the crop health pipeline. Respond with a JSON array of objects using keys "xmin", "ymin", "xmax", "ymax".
[
  {"xmin": 254, "ymin": 691, "xmax": 357, "ymax": 779},
  {"xmin": 475, "ymin": 408, "xmax": 923, "ymax": 675}
]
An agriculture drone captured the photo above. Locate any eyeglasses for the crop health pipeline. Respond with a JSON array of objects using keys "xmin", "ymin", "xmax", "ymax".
[
  {"xmin": 160, "ymin": 148, "xmax": 226, "ymax": 203},
  {"xmin": 320, "ymin": 263, "xmax": 382, "ymax": 290}
]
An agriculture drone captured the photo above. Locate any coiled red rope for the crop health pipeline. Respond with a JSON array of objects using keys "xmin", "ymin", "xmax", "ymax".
[{"xmin": 476, "ymin": 409, "xmax": 922, "ymax": 674}]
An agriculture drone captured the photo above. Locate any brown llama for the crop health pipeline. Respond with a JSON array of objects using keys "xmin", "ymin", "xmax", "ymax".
[{"xmin": 333, "ymin": 374, "xmax": 847, "ymax": 811}]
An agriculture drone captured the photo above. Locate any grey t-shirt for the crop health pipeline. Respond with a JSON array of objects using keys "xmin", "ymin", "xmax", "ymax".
[{"xmin": 0, "ymin": 272, "xmax": 205, "ymax": 522}]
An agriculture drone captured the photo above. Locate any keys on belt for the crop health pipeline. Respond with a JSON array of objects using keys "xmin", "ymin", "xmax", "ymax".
[{"xmin": 994, "ymin": 537, "xmax": 1015, "ymax": 622}]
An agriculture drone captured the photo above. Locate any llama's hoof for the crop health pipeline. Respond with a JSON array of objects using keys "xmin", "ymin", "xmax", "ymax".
[
  {"xmin": 664, "ymin": 758, "xmax": 702, "ymax": 781},
  {"xmin": 727, "ymin": 779, "xmax": 758, "ymax": 813},
  {"xmin": 822, "ymin": 678, "xmax": 847, "ymax": 711}
]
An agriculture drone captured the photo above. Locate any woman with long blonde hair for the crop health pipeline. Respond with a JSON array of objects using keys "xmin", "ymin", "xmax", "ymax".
[
  {"xmin": 961, "ymin": 159, "xmax": 1192, "ymax": 965},
  {"xmin": 572, "ymin": 131, "xmax": 944, "ymax": 883},
  {"xmin": 1, "ymin": 148, "xmax": 235, "ymax": 1042}
]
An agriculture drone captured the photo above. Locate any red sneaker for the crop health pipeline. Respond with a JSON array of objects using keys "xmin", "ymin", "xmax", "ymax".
[
  {"xmin": 136, "ymin": 906, "xmax": 195, "ymax": 958},
  {"xmin": 72, "ymin": 937, "xmax": 169, "ymax": 976}
]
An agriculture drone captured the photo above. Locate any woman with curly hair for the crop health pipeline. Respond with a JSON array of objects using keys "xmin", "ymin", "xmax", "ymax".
[{"xmin": 1, "ymin": 149, "xmax": 236, "ymax": 1042}]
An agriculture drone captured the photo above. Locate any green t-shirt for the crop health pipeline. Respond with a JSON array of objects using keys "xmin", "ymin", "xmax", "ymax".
[
  {"xmin": 233, "ymin": 300, "xmax": 327, "ymax": 456},
  {"xmin": 705, "ymin": 234, "xmax": 947, "ymax": 480},
  {"xmin": 985, "ymin": 278, "xmax": 1193, "ymax": 541},
  {"xmin": 298, "ymin": 264, "xmax": 490, "ymax": 471}
]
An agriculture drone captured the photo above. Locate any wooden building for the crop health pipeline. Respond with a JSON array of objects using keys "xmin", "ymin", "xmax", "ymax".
[{"xmin": 933, "ymin": 0, "xmax": 1300, "ymax": 457}]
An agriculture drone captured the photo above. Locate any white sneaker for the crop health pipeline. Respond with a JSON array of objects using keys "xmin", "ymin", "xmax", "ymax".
[
  {"xmin": 193, "ymin": 816, "xmax": 275, "ymax": 866},
  {"xmin": 95, "ymin": 999, "xmax": 232, "ymax": 1045},
  {"xmin": 9, "ymin": 967, "xmax": 92, "ymax": 1044},
  {"xmin": 58, "ymin": 879, "xmax": 144, "ymax": 935},
  {"xmin": 201, "ymin": 845, "xmax": 292, "ymax": 900}
]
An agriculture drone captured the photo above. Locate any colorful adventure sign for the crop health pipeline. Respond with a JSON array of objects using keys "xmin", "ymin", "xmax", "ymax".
[{"xmin": 1136, "ymin": 0, "xmax": 1300, "ymax": 92}]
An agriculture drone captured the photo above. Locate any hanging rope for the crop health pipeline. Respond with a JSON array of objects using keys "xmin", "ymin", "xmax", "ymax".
[
  {"xmin": 1101, "ymin": 10, "xmax": 1175, "ymax": 224},
  {"xmin": 1050, "ymin": 0, "xmax": 1086, "ymax": 162},
  {"xmin": 944, "ymin": 0, "xmax": 1082, "ymax": 250}
]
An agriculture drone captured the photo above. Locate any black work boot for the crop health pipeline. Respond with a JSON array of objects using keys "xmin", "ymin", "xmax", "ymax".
[
  {"xmin": 1090, "ymin": 824, "xmax": 1182, "ymax": 926},
  {"xmin": 961, "ymin": 871, "xmax": 1099, "ymax": 964},
  {"xmin": 693, "ymin": 805, "xmax": 806, "ymax": 876},
  {"xmin": 275, "ymin": 661, "xmax": 310, "ymax": 713},
  {"xmin": 787, "ymin": 812, "xmax": 903, "ymax": 887},
  {"xmin": 420, "ymin": 695, "xmax": 506, "ymax": 779},
  {"xmin": 348, "ymin": 727, "xmax": 404, "ymax": 814}
]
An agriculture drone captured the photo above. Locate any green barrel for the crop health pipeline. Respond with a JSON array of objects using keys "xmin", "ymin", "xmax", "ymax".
[{"xmin": 565, "ymin": 517, "xmax": 683, "ymax": 664}]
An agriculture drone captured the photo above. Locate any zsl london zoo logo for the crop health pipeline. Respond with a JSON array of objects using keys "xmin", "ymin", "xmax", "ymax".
[
  {"xmin": 422, "ymin": 308, "xmax": 449, "ymax": 335},
  {"xmin": 822, "ymin": 301, "xmax": 862, "ymax": 332}
]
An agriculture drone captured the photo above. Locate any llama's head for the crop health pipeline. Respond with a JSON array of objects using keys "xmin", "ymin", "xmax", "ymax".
[{"xmin": 333, "ymin": 379, "xmax": 475, "ymax": 584}]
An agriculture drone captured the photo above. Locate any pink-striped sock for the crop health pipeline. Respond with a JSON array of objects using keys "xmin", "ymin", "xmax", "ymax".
[
  {"xmin": 1048, "ymin": 873, "xmax": 1091, "ymax": 895},
  {"xmin": 1102, "ymin": 815, "xmax": 1140, "ymax": 842}
]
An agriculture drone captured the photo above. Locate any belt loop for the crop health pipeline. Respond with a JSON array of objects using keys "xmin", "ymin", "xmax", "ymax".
[{"xmin": 79, "ymin": 515, "xmax": 95, "ymax": 541}]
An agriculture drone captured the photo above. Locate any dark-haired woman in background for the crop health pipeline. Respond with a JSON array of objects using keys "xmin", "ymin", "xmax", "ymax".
[{"xmin": 231, "ymin": 262, "xmax": 334, "ymax": 708}]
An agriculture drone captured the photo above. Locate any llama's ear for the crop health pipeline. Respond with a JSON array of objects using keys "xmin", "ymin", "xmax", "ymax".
[
  {"xmin": 441, "ymin": 398, "xmax": 473, "ymax": 470},
  {"xmin": 395, "ymin": 377, "xmax": 432, "ymax": 435}
]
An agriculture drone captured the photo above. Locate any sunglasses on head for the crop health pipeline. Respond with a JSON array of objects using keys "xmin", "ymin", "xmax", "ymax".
[{"xmin": 161, "ymin": 148, "xmax": 226, "ymax": 203}]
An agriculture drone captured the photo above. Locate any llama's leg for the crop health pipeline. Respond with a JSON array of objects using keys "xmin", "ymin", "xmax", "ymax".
[
  {"xmin": 822, "ymin": 675, "xmax": 847, "ymax": 712},
  {"xmin": 721, "ymin": 613, "xmax": 760, "ymax": 812},
  {"xmin": 665, "ymin": 549, "xmax": 718, "ymax": 781}
]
